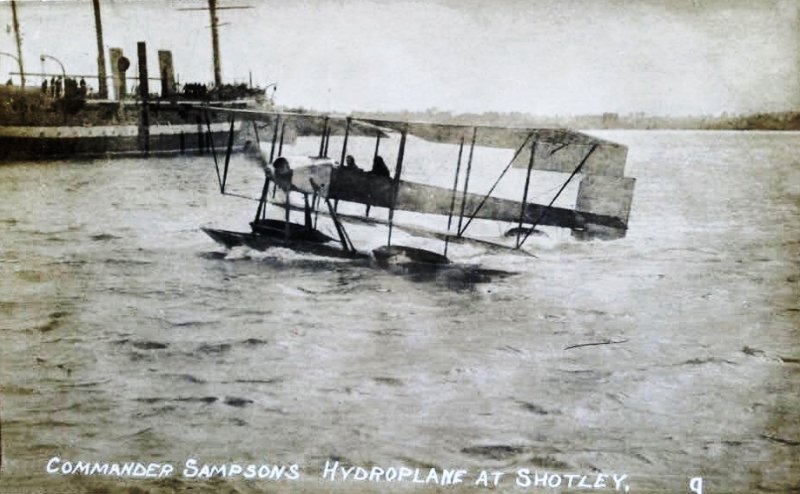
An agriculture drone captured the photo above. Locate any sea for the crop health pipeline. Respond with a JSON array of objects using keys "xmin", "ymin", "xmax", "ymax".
[{"xmin": 0, "ymin": 130, "xmax": 798, "ymax": 493}]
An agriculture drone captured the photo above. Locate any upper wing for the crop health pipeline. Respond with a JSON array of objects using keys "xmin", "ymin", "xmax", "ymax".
[
  {"xmin": 192, "ymin": 105, "xmax": 387, "ymax": 138},
  {"xmin": 351, "ymin": 117, "xmax": 628, "ymax": 177}
]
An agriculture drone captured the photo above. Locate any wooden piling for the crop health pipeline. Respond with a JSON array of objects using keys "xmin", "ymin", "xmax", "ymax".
[
  {"xmin": 92, "ymin": 0, "xmax": 108, "ymax": 98},
  {"xmin": 158, "ymin": 50, "xmax": 175, "ymax": 98},
  {"xmin": 136, "ymin": 42, "xmax": 150, "ymax": 156}
]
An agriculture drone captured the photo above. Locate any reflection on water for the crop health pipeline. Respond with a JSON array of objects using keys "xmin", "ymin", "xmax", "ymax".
[{"xmin": 0, "ymin": 131, "xmax": 798, "ymax": 492}]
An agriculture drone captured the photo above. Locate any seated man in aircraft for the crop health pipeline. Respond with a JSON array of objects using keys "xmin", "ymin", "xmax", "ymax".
[
  {"xmin": 271, "ymin": 156, "xmax": 293, "ymax": 192},
  {"xmin": 370, "ymin": 155, "xmax": 391, "ymax": 178},
  {"xmin": 273, "ymin": 156, "xmax": 290, "ymax": 172},
  {"xmin": 344, "ymin": 155, "xmax": 362, "ymax": 171}
]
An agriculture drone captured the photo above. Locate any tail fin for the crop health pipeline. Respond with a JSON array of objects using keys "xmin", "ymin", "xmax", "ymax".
[
  {"xmin": 575, "ymin": 175, "xmax": 635, "ymax": 239},
  {"xmin": 513, "ymin": 137, "xmax": 635, "ymax": 239}
]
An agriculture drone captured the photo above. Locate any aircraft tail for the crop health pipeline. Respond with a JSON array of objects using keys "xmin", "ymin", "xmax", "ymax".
[{"xmin": 574, "ymin": 175, "xmax": 635, "ymax": 239}]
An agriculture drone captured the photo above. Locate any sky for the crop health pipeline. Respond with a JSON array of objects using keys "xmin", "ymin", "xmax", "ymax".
[{"xmin": 1, "ymin": 0, "xmax": 798, "ymax": 116}]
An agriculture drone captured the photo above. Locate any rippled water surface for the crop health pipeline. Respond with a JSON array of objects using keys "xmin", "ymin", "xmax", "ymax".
[{"xmin": 1, "ymin": 131, "xmax": 798, "ymax": 493}]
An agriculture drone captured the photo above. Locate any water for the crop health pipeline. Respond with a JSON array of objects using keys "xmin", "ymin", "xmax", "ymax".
[{"xmin": 0, "ymin": 131, "xmax": 798, "ymax": 493}]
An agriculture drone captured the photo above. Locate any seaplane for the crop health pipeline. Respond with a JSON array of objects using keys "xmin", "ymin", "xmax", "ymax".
[{"xmin": 191, "ymin": 106, "xmax": 635, "ymax": 271}]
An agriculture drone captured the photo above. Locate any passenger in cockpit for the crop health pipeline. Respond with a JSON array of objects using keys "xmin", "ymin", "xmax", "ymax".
[
  {"xmin": 272, "ymin": 156, "xmax": 291, "ymax": 173},
  {"xmin": 271, "ymin": 156, "xmax": 293, "ymax": 192},
  {"xmin": 370, "ymin": 155, "xmax": 391, "ymax": 178},
  {"xmin": 344, "ymin": 155, "xmax": 361, "ymax": 171}
]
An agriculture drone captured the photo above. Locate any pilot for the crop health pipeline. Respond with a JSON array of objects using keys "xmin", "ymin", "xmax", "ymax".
[
  {"xmin": 272, "ymin": 156, "xmax": 291, "ymax": 174},
  {"xmin": 271, "ymin": 157, "xmax": 293, "ymax": 192},
  {"xmin": 344, "ymin": 155, "xmax": 361, "ymax": 170},
  {"xmin": 370, "ymin": 155, "xmax": 391, "ymax": 178}
]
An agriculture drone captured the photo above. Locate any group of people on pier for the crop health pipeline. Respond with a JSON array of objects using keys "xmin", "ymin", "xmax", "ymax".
[{"xmin": 40, "ymin": 76, "xmax": 88, "ymax": 100}]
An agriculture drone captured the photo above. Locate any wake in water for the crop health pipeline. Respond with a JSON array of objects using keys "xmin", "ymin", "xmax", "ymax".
[{"xmin": 205, "ymin": 243, "xmax": 520, "ymax": 291}]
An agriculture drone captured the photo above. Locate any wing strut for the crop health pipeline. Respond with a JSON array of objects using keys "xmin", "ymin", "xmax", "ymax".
[
  {"xmin": 323, "ymin": 125, "xmax": 332, "ymax": 157},
  {"xmin": 318, "ymin": 116, "xmax": 329, "ymax": 158},
  {"xmin": 284, "ymin": 187, "xmax": 291, "ymax": 240},
  {"xmin": 456, "ymin": 127, "xmax": 478, "ymax": 236},
  {"xmin": 270, "ymin": 119, "xmax": 278, "ymax": 198},
  {"xmin": 303, "ymin": 194, "xmax": 312, "ymax": 228},
  {"xmin": 387, "ymin": 125, "xmax": 409, "ymax": 246},
  {"xmin": 313, "ymin": 193, "xmax": 320, "ymax": 229},
  {"xmin": 254, "ymin": 176, "xmax": 271, "ymax": 222},
  {"xmin": 325, "ymin": 196, "xmax": 355, "ymax": 252},
  {"xmin": 443, "ymin": 135, "xmax": 465, "ymax": 257},
  {"xmin": 269, "ymin": 115, "xmax": 280, "ymax": 163},
  {"xmin": 204, "ymin": 110, "xmax": 222, "ymax": 192},
  {"xmin": 372, "ymin": 129, "xmax": 382, "ymax": 162},
  {"xmin": 221, "ymin": 113, "xmax": 236, "ymax": 193},
  {"xmin": 458, "ymin": 131, "xmax": 534, "ymax": 236},
  {"xmin": 515, "ymin": 139, "xmax": 536, "ymax": 248},
  {"xmin": 278, "ymin": 120, "xmax": 286, "ymax": 156},
  {"xmin": 517, "ymin": 144, "xmax": 598, "ymax": 248},
  {"xmin": 311, "ymin": 178, "xmax": 354, "ymax": 253},
  {"xmin": 339, "ymin": 117, "xmax": 351, "ymax": 165}
]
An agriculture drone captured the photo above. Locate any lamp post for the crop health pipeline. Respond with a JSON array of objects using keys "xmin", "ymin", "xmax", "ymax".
[
  {"xmin": 264, "ymin": 82, "xmax": 277, "ymax": 103},
  {"xmin": 40, "ymin": 54, "xmax": 66, "ymax": 81},
  {"xmin": 0, "ymin": 51, "xmax": 21, "ymax": 85}
]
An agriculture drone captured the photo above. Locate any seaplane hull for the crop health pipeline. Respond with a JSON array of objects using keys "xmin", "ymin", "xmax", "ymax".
[
  {"xmin": 201, "ymin": 226, "xmax": 368, "ymax": 260},
  {"xmin": 372, "ymin": 245, "xmax": 450, "ymax": 268}
]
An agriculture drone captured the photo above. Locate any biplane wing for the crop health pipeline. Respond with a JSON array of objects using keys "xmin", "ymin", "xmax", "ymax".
[
  {"xmin": 196, "ymin": 105, "xmax": 387, "ymax": 138},
  {"xmin": 286, "ymin": 165, "xmax": 626, "ymax": 231},
  {"xmin": 353, "ymin": 118, "xmax": 629, "ymax": 176}
]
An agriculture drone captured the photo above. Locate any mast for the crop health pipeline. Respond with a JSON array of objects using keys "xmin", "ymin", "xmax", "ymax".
[
  {"xmin": 10, "ymin": 0, "xmax": 24, "ymax": 86},
  {"xmin": 178, "ymin": 1, "xmax": 251, "ymax": 87},
  {"xmin": 92, "ymin": 0, "xmax": 108, "ymax": 98},
  {"xmin": 209, "ymin": 0, "xmax": 222, "ymax": 87}
]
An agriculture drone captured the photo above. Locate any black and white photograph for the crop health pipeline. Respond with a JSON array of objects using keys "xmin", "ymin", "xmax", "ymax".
[{"xmin": 0, "ymin": 1, "xmax": 798, "ymax": 492}]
